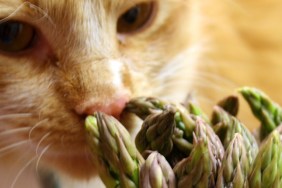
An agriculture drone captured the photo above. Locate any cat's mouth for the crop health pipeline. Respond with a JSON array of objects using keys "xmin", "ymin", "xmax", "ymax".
[
  {"xmin": 20, "ymin": 114, "xmax": 94, "ymax": 178},
  {"xmin": 26, "ymin": 109, "xmax": 137, "ymax": 179},
  {"xmin": 43, "ymin": 146, "xmax": 97, "ymax": 179}
]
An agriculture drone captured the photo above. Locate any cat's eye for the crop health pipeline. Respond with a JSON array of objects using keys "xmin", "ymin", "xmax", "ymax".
[
  {"xmin": 0, "ymin": 21, "xmax": 35, "ymax": 53},
  {"xmin": 117, "ymin": 2, "xmax": 156, "ymax": 34}
]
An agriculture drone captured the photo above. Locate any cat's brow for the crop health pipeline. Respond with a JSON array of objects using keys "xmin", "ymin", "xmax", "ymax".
[
  {"xmin": 113, "ymin": 0, "xmax": 153, "ymax": 9},
  {"xmin": 0, "ymin": 0, "xmax": 54, "ymax": 26},
  {"xmin": 22, "ymin": 0, "xmax": 37, "ymax": 4}
]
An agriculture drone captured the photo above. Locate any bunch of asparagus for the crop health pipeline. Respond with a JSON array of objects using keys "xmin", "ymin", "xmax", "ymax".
[{"xmin": 85, "ymin": 87, "xmax": 282, "ymax": 188}]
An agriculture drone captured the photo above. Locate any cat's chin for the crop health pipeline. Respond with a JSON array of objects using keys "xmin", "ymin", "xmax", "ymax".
[
  {"xmin": 43, "ymin": 147, "xmax": 98, "ymax": 179},
  {"xmin": 43, "ymin": 113, "xmax": 139, "ymax": 180}
]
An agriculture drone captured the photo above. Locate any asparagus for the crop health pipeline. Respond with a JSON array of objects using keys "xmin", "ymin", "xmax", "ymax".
[
  {"xmin": 139, "ymin": 152, "xmax": 176, "ymax": 188},
  {"xmin": 216, "ymin": 95, "xmax": 239, "ymax": 117},
  {"xmin": 85, "ymin": 112, "xmax": 144, "ymax": 188},
  {"xmin": 186, "ymin": 101, "xmax": 209, "ymax": 123},
  {"xmin": 216, "ymin": 133, "xmax": 249, "ymax": 188},
  {"xmin": 248, "ymin": 130, "xmax": 282, "ymax": 188},
  {"xmin": 125, "ymin": 97, "xmax": 168, "ymax": 120},
  {"xmin": 173, "ymin": 119, "xmax": 223, "ymax": 188},
  {"xmin": 82, "ymin": 87, "xmax": 282, "ymax": 188},
  {"xmin": 212, "ymin": 106, "xmax": 258, "ymax": 165},
  {"xmin": 126, "ymin": 96, "xmax": 208, "ymax": 156},
  {"xmin": 239, "ymin": 87, "xmax": 282, "ymax": 139},
  {"xmin": 172, "ymin": 104, "xmax": 212, "ymax": 155},
  {"xmin": 135, "ymin": 109, "xmax": 175, "ymax": 156},
  {"xmin": 172, "ymin": 111, "xmax": 196, "ymax": 155},
  {"xmin": 173, "ymin": 140, "xmax": 213, "ymax": 188},
  {"xmin": 194, "ymin": 118, "xmax": 224, "ymax": 177},
  {"xmin": 135, "ymin": 108, "xmax": 197, "ymax": 167}
]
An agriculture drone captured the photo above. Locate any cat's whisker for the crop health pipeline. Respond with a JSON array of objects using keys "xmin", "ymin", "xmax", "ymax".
[
  {"xmin": 10, "ymin": 156, "xmax": 37, "ymax": 188},
  {"xmin": 0, "ymin": 79, "xmax": 25, "ymax": 83},
  {"xmin": 152, "ymin": 83, "xmax": 234, "ymax": 104},
  {"xmin": 0, "ymin": 105, "xmax": 21, "ymax": 111},
  {"xmin": 0, "ymin": 127, "xmax": 30, "ymax": 137},
  {"xmin": 0, "ymin": 3, "xmax": 28, "ymax": 24},
  {"xmin": 190, "ymin": 74, "xmax": 240, "ymax": 94},
  {"xmin": 36, "ymin": 132, "xmax": 51, "ymax": 156},
  {"xmin": 0, "ymin": 2, "xmax": 55, "ymax": 27},
  {"xmin": 196, "ymin": 95, "xmax": 218, "ymax": 106},
  {"xmin": 153, "ymin": 69, "xmax": 237, "ymax": 95},
  {"xmin": 190, "ymin": 79, "xmax": 234, "ymax": 93},
  {"xmin": 154, "ymin": 64, "xmax": 188, "ymax": 80},
  {"xmin": 84, "ymin": 146, "xmax": 95, "ymax": 166},
  {"xmin": 192, "ymin": 71, "xmax": 239, "ymax": 87},
  {"xmin": 0, "ymin": 113, "xmax": 32, "ymax": 120},
  {"xmin": 60, "ymin": 135, "xmax": 66, "ymax": 148},
  {"xmin": 152, "ymin": 79, "xmax": 193, "ymax": 91},
  {"xmin": 0, "ymin": 140, "xmax": 29, "ymax": 155},
  {"xmin": 29, "ymin": 119, "xmax": 49, "ymax": 140},
  {"xmin": 84, "ymin": 146, "xmax": 91, "ymax": 161},
  {"xmin": 35, "ymin": 144, "xmax": 52, "ymax": 174}
]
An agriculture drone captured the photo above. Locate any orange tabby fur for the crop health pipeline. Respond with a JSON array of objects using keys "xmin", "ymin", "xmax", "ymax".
[{"xmin": 0, "ymin": 0, "xmax": 282, "ymax": 187}]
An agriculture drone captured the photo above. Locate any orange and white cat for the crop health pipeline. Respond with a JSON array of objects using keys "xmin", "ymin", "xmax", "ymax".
[{"xmin": 1, "ymin": 0, "xmax": 282, "ymax": 188}]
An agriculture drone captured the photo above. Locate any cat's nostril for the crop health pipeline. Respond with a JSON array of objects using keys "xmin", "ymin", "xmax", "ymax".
[{"xmin": 75, "ymin": 96, "xmax": 129, "ymax": 119}]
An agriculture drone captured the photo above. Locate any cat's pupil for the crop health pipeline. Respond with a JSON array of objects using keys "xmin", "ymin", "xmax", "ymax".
[
  {"xmin": 122, "ymin": 6, "xmax": 140, "ymax": 24},
  {"xmin": 117, "ymin": 2, "xmax": 155, "ymax": 34},
  {"xmin": 0, "ymin": 22, "xmax": 22, "ymax": 44}
]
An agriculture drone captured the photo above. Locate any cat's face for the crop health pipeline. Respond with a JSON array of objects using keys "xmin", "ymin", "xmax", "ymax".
[{"xmin": 0, "ymin": 0, "xmax": 195, "ymax": 179}]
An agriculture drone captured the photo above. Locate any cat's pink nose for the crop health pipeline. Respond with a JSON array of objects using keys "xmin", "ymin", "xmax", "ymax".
[{"xmin": 75, "ymin": 95, "xmax": 129, "ymax": 119}]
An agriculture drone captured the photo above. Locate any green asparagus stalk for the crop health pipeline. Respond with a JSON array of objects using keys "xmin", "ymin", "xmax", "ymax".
[
  {"xmin": 85, "ymin": 112, "xmax": 144, "ymax": 188},
  {"xmin": 239, "ymin": 87, "xmax": 282, "ymax": 139},
  {"xmin": 126, "ymin": 96, "xmax": 208, "ymax": 156},
  {"xmin": 186, "ymin": 101, "xmax": 209, "ymax": 123},
  {"xmin": 125, "ymin": 97, "xmax": 168, "ymax": 120},
  {"xmin": 216, "ymin": 95, "xmax": 239, "ymax": 117},
  {"xmin": 173, "ymin": 119, "xmax": 223, "ymax": 188},
  {"xmin": 173, "ymin": 140, "xmax": 213, "ymax": 188},
  {"xmin": 139, "ymin": 151, "xmax": 176, "ymax": 188},
  {"xmin": 194, "ymin": 118, "xmax": 224, "ymax": 176},
  {"xmin": 248, "ymin": 130, "xmax": 282, "ymax": 188},
  {"xmin": 135, "ymin": 105, "xmax": 196, "ymax": 158},
  {"xmin": 216, "ymin": 133, "xmax": 249, "ymax": 188},
  {"xmin": 212, "ymin": 106, "xmax": 258, "ymax": 165},
  {"xmin": 173, "ymin": 107, "xmax": 223, "ymax": 160},
  {"xmin": 125, "ymin": 96, "xmax": 205, "ymax": 141},
  {"xmin": 135, "ymin": 109, "xmax": 175, "ymax": 156},
  {"xmin": 172, "ymin": 111, "xmax": 196, "ymax": 155},
  {"xmin": 173, "ymin": 103, "xmax": 209, "ymax": 152}
]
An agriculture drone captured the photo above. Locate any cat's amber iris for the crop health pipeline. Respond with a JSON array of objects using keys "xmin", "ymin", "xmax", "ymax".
[
  {"xmin": 117, "ymin": 2, "xmax": 155, "ymax": 34},
  {"xmin": 0, "ymin": 21, "xmax": 35, "ymax": 52}
]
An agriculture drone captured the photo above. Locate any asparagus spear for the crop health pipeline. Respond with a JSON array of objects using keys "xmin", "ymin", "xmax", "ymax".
[
  {"xmin": 194, "ymin": 118, "xmax": 224, "ymax": 177},
  {"xmin": 212, "ymin": 106, "xmax": 258, "ymax": 165},
  {"xmin": 173, "ymin": 119, "xmax": 223, "ymax": 188},
  {"xmin": 139, "ymin": 151, "xmax": 176, "ymax": 188},
  {"xmin": 248, "ymin": 130, "xmax": 282, "ymax": 188},
  {"xmin": 126, "ymin": 96, "xmax": 210, "ymax": 156},
  {"xmin": 216, "ymin": 133, "xmax": 249, "ymax": 188},
  {"xmin": 135, "ymin": 102, "xmax": 216, "ymax": 160},
  {"xmin": 186, "ymin": 101, "xmax": 209, "ymax": 123},
  {"xmin": 216, "ymin": 95, "xmax": 239, "ymax": 117},
  {"xmin": 135, "ymin": 109, "xmax": 175, "ymax": 156},
  {"xmin": 239, "ymin": 87, "xmax": 282, "ymax": 139},
  {"xmin": 125, "ymin": 97, "xmax": 168, "ymax": 120},
  {"xmin": 85, "ymin": 112, "xmax": 144, "ymax": 188},
  {"xmin": 172, "ymin": 110, "xmax": 196, "ymax": 155},
  {"xmin": 173, "ymin": 103, "xmax": 214, "ymax": 154}
]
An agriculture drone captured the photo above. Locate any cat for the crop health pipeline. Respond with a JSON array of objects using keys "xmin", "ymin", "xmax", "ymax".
[{"xmin": 1, "ymin": 0, "xmax": 282, "ymax": 188}]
